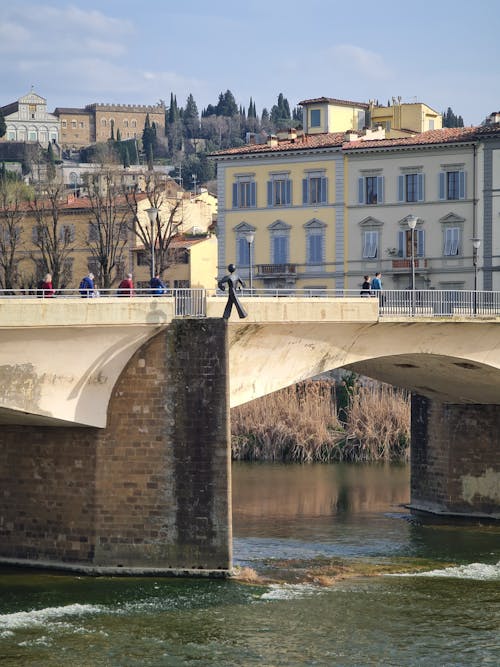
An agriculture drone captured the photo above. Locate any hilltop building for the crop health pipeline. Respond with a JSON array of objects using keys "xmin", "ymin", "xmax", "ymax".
[{"xmin": 0, "ymin": 89, "xmax": 59, "ymax": 145}]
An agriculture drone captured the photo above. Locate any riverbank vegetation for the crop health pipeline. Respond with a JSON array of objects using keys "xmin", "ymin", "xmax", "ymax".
[{"xmin": 231, "ymin": 374, "xmax": 410, "ymax": 463}]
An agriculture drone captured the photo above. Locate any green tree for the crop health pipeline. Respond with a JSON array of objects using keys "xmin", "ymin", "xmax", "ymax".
[
  {"xmin": 270, "ymin": 93, "xmax": 292, "ymax": 129},
  {"xmin": 0, "ymin": 111, "xmax": 6, "ymax": 139},
  {"xmin": 216, "ymin": 90, "xmax": 238, "ymax": 117},
  {"xmin": 46, "ymin": 142, "xmax": 56, "ymax": 182},
  {"xmin": 183, "ymin": 93, "xmax": 200, "ymax": 139}
]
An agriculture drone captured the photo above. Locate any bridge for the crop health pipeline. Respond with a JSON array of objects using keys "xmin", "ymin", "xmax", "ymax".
[{"xmin": 0, "ymin": 290, "xmax": 499, "ymax": 576}]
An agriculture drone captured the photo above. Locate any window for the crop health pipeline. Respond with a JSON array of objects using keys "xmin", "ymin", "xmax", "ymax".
[
  {"xmin": 232, "ymin": 177, "xmax": 256, "ymax": 208},
  {"xmin": 88, "ymin": 221, "xmax": 98, "ymax": 242},
  {"xmin": 124, "ymin": 120, "xmax": 129, "ymax": 127},
  {"xmin": 358, "ymin": 175, "xmax": 384, "ymax": 205},
  {"xmin": 101, "ymin": 118, "xmax": 107, "ymax": 126},
  {"xmin": 79, "ymin": 121, "xmax": 84, "ymax": 129},
  {"xmin": 62, "ymin": 120, "xmax": 67, "ymax": 128},
  {"xmin": 303, "ymin": 172, "xmax": 327, "ymax": 205},
  {"xmin": 362, "ymin": 230, "xmax": 379, "ymax": 259},
  {"xmin": 29, "ymin": 131, "xmax": 37, "ymax": 141},
  {"xmin": 131, "ymin": 119, "xmax": 137, "ymax": 128},
  {"xmin": 269, "ymin": 221, "xmax": 291, "ymax": 265},
  {"xmin": 59, "ymin": 224, "xmax": 75, "ymax": 243},
  {"xmin": 136, "ymin": 251, "xmax": 148, "ymax": 266},
  {"xmin": 71, "ymin": 120, "xmax": 77, "ymax": 128},
  {"xmin": 443, "ymin": 227, "xmax": 460, "ymax": 256},
  {"xmin": 237, "ymin": 237, "xmax": 250, "ymax": 266},
  {"xmin": 439, "ymin": 170, "xmax": 466, "ymax": 200},
  {"xmin": 267, "ymin": 175, "xmax": 291, "ymax": 207},
  {"xmin": 310, "ymin": 109, "xmax": 321, "ymax": 128},
  {"xmin": 398, "ymin": 173, "xmax": 424, "ymax": 202},
  {"xmin": 304, "ymin": 220, "xmax": 326, "ymax": 267},
  {"xmin": 429, "ymin": 119, "xmax": 435, "ymax": 130},
  {"xmin": 398, "ymin": 228, "xmax": 425, "ymax": 258}
]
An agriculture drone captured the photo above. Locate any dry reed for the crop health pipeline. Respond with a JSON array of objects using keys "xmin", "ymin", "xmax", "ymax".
[{"xmin": 231, "ymin": 377, "xmax": 410, "ymax": 463}]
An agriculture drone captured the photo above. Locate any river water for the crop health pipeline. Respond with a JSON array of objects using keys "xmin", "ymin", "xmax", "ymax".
[{"xmin": 1, "ymin": 463, "xmax": 499, "ymax": 666}]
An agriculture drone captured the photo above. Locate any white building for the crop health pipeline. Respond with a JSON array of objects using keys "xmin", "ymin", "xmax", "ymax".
[{"xmin": 1, "ymin": 90, "xmax": 59, "ymax": 145}]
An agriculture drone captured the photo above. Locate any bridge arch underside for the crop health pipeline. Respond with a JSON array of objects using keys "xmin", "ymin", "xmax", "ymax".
[
  {"xmin": 228, "ymin": 320, "xmax": 500, "ymax": 520},
  {"xmin": 228, "ymin": 321, "xmax": 500, "ymax": 406}
]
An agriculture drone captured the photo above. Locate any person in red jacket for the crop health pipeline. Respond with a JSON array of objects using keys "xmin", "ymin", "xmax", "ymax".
[
  {"xmin": 117, "ymin": 273, "xmax": 134, "ymax": 296},
  {"xmin": 40, "ymin": 273, "xmax": 55, "ymax": 298}
]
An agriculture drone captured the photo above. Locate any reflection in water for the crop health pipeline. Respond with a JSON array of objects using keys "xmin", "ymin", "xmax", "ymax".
[{"xmin": 0, "ymin": 462, "xmax": 499, "ymax": 667}]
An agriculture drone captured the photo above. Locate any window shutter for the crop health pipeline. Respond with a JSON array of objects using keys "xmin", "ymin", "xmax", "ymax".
[
  {"xmin": 267, "ymin": 181, "xmax": 273, "ymax": 206},
  {"xmin": 250, "ymin": 181, "xmax": 256, "ymax": 207},
  {"xmin": 444, "ymin": 228, "xmax": 452, "ymax": 256},
  {"xmin": 303, "ymin": 178, "xmax": 308, "ymax": 204},
  {"xmin": 273, "ymin": 235, "xmax": 288, "ymax": 264},
  {"xmin": 398, "ymin": 230, "xmax": 404, "ymax": 257},
  {"xmin": 358, "ymin": 177, "xmax": 364, "ymax": 204},
  {"xmin": 417, "ymin": 173, "xmax": 425, "ymax": 202},
  {"xmin": 398, "ymin": 175, "xmax": 404, "ymax": 202},
  {"xmin": 417, "ymin": 229, "xmax": 425, "ymax": 257},
  {"xmin": 286, "ymin": 179, "xmax": 292, "ymax": 205},
  {"xmin": 459, "ymin": 171, "xmax": 466, "ymax": 199},
  {"xmin": 321, "ymin": 177, "xmax": 328, "ymax": 203},
  {"xmin": 238, "ymin": 237, "xmax": 249, "ymax": 265},
  {"xmin": 439, "ymin": 172, "xmax": 445, "ymax": 200},
  {"xmin": 232, "ymin": 182, "xmax": 238, "ymax": 208},
  {"xmin": 377, "ymin": 176, "xmax": 384, "ymax": 203}
]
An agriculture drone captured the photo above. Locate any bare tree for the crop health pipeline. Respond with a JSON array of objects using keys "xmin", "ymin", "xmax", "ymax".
[
  {"xmin": 0, "ymin": 176, "xmax": 32, "ymax": 290},
  {"xmin": 29, "ymin": 181, "xmax": 75, "ymax": 289},
  {"xmin": 125, "ymin": 172, "xmax": 183, "ymax": 279},
  {"xmin": 83, "ymin": 168, "xmax": 132, "ymax": 289}
]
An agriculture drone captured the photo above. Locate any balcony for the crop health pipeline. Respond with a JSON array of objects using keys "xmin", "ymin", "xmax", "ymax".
[
  {"xmin": 256, "ymin": 263, "xmax": 297, "ymax": 277},
  {"xmin": 392, "ymin": 258, "xmax": 428, "ymax": 271}
]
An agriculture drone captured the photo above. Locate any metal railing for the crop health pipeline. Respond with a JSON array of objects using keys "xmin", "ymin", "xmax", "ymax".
[{"xmin": 0, "ymin": 288, "xmax": 499, "ymax": 319}]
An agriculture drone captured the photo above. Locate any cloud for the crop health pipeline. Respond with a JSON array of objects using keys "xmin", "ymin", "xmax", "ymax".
[{"xmin": 328, "ymin": 44, "xmax": 392, "ymax": 80}]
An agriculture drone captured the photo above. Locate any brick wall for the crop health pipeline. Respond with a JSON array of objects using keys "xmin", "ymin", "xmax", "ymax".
[
  {"xmin": 411, "ymin": 394, "xmax": 500, "ymax": 517},
  {"xmin": 0, "ymin": 318, "xmax": 232, "ymax": 573}
]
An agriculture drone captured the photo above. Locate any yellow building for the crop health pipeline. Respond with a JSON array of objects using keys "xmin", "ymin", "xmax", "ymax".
[
  {"xmin": 299, "ymin": 97, "xmax": 369, "ymax": 134},
  {"xmin": 212, "ymin": 131, "xmax": 346, "ymax": 291},
  {"xmin": 369, "ymin": 99, "xmax": 442, "ymax": 137}
]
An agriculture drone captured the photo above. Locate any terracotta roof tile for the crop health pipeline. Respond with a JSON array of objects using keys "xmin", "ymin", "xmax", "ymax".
[
  {"xmin": 343, "ymin": 127, "xmax": 478, "ymax": 150},
  {"xmin": 298, "ymin": 96, "xmax": 369, "ymax": 109},
  {"xmin": 211, "ymin": 132, "xmax": 345, "ymax": 157}
]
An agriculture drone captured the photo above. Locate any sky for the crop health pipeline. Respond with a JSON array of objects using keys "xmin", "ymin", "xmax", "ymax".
[{"xmin": 1, "ymin": 0, "xmax": 499, "ymax": 126}]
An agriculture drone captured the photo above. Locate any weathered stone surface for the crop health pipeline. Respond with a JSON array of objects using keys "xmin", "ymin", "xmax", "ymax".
[
  {"xmin": 410, "ymin": 395, "xmax": 500, "ymax": 518},
  {"xmin": 0, "ymin": 319, "xmax": 232, "ymax": 574}
]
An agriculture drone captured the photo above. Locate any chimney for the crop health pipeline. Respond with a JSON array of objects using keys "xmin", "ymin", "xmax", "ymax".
[{"xmin": 344, "ymin": 130, "xmax": 359, "ymax": 142}]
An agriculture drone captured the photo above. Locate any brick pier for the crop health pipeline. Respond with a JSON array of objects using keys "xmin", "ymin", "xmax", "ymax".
[
  {"xmin": 0, "ymin": 319, "xmax": 232, "ymax": 575},
  {"xmin": 410, "ymin": 395, "xmax": 500, "ymax": 519}
]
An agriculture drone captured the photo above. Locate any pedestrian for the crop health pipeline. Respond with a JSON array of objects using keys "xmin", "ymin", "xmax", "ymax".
[
  {"xmin": 360, "ymin": 275, "xmax": 371, "ymax": 297},
  {"xmin": 217, "ymin": 263, "xmax": 247, "ymax": 319},
  {"xmin": 40, "ymin": 273, "xmax": 55, "ymax": 298},
  {"xmin": 371, "ymin": 272, "xmax": 382, "ymax": 292},
  {"xmin": 79, "ymin": 272, "xmax": 95, "ymax": 298},
  {"xmin": 117, "ymin": 272, "xmax": 134, "ymax": 297},
  {"xmin": 149, "ymin": 273, "xmax": 165, "ymax": 296}
]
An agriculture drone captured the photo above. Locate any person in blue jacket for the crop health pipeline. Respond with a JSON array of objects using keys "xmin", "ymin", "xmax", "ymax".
[
  {"xmin": 150, "ymin": 273, "xmax": 166, "ymax": 295},
  {"xmin": 79, "ymin": 272, "xmax": 95, "ymax": 298}
]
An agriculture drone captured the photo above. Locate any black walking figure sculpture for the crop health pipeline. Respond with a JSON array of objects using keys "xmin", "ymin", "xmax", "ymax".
[{"xmin": 217, "ymin": 263, "xmax": 248, "ymax": 320}]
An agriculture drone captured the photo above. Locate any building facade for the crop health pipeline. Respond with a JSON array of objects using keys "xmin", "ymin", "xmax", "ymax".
[
  {"xmin": 0, "ymin": 90, "xmax": 59, "ymax": 145},
  {"xmin": 212, "ymin": 95, "xmax": 500, "ymax": 294}
]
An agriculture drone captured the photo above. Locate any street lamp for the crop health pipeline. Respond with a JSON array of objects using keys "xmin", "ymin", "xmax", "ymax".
[
  {"xmin": 472, "ymin": 237, "xmax": 481, "ymax": 314},
  {"xmin": 146, "ymin": 207, "xmax": 158, "ymax": 281},
  {"xmin": 245, "ymin": 232, "xmax": 255, "ymax": 294},
  {"xmin": 407, "ymin": 215, "xmax": 418, "ymax": 314}
]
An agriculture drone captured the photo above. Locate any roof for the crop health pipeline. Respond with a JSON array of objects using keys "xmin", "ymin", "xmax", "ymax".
[
  {"xmin": 211, "ymin": 132, "xmax": 346, "ymax": 157},
  {"xmin": 299, "ymin": 96, "xmax": 369, "ymax": 109},
  {"xmin": 54, "ymin": 107, "xmax": 91, "ymax": 115},
  {"xmin": 343, "ymin": 127, "xmax": 479, "ymax": 151},
  {"xmin": 132, "ymin": 236, "xmax": 208, "ymax": 252}
]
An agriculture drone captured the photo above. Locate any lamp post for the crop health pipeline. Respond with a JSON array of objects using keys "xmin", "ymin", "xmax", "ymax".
[
  {"xmin": 245, "ymin": 232, "xmax": 255, "ymax": 294},
  {"xmin": 472, "ymin": 237, "xmax": 481, "ymax": 314},
  {"xmin": 146, "ymin": 207, "xmax": 158, "ymax": 281},
  {"xmin": 407, "ymin": 215, "xmax": 418, "ymax": 315}
]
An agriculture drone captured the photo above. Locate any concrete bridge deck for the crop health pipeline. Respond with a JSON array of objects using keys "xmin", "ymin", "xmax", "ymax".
[{"xmin": 0, "ymin": 295, "xmax": 498, "ymax": 427}]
